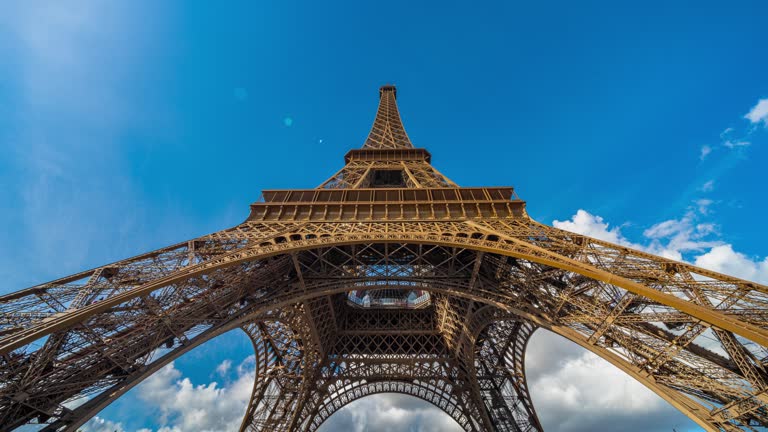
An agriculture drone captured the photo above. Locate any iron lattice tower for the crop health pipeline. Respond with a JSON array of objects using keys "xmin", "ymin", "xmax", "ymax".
[{"xmin": 2, "ymin": 86, "xmax": 768, "ymax": 432}]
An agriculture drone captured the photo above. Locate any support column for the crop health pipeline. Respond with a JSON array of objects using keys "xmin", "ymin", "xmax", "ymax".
[
  {"xmin": 239, "ymin": 306, "xmax": 323, "ymax": 432},
  {"xmin": 473, "ymin": 319, "xmax": 543, "ymax": 432}
]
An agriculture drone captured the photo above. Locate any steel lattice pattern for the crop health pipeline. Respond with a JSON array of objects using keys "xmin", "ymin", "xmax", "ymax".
[{"xmin": 1, "ymin": 86, "xmax": 768, "ymax": 432}]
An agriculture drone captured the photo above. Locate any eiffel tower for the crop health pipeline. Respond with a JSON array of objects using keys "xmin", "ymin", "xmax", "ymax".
[{"xmin": 1, "ymin": 85, "xmax": 768, "ymax": 432}]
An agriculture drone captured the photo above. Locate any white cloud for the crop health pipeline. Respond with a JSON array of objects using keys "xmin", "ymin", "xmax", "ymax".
[
  {"xmin": 80, "ymin": 416, "xmax": 126, "ymax": 432},
  {"xmin": 723, "ymin": 139, "xmax": 751, "ymax": 148},
  {"xmin": 318, "ymin": 393, "xmax": 463, "ymax": 432},
  {"xmin": 90, "ymin": 355, "xmax": 463, "ymax": 432},
  {"xmin": 319, "ymin": 330, "xmax": 696, "ymax": 432},
  {"xmin": 215, "ymin": 359, "xmax": 232, "ymax": 377},
  {"xmin": 133, "ymin": 359, "xmax": 254, "ymax": 432},
  {"xmin": 650, "ymin": 210, "xmax": 717, "ymax": 255},
  {"xmin": 148, "ymin": 354, "xmax": 462, "ymax": 432},
  {"xmin": 553, "ymin": 210, "xmax": 636, "ymax": 248},
  {"xmin": 699, "ymin": 144, "xmax": 712, "ymax": 160},
  {"xmin": 525, "ymin": 328, "xmax": 586, "ymax": 380},
  {"xmin": 527, "ymin": 331, "xmax": 694, "ymax": 432},
  {"xmin": 694, "ymin": 198, "xmax": 713, "ymax": 215},
  {"xmin": 700, "ymin": 180, "xmax": 715, "ymax": 192},
  {"xmin": 695, "ymin": 245, "xmax": 768, "ymax": 284},
  {"xmin": 544, "ymin": 206, "xmax": 767, "ymax": 430},
  {"xmin": 554, "ymin": 207, "xmax": 767, "ymax": 284},
  {"xmin": 554, "ymin": 207, "xmax": 720, "ymax": 262},
  {"xmin": 745, "ymin": 98, "xmax": 768, "ymax": 126},
  {"xmin": 698, "ymin": 97, "xmax": 767, "ymax": 162},
  {"xmin": 533, "ymin": 348, "xmax": 660, "ymax": 412}
]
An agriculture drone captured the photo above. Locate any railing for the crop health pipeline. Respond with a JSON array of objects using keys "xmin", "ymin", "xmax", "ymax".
[{"xmin": 249, "ymin": 187, "xmax": 526, "ymax": 222}]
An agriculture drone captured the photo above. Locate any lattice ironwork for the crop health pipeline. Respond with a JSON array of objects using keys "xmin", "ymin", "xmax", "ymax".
[{"xmin": 1, "ymin": 86, "xmax": 768, "ymax": 431}]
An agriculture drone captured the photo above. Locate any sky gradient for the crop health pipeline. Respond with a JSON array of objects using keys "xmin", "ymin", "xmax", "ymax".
[{"xmin": 2, "ymin": 1, "xmax": 768, "ymax": 431}]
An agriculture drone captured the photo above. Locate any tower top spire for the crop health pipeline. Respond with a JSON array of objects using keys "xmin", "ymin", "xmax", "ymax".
[
  {"xmin": 379, "ymin": 84, "xmax": 397, "ymax": 98},
  {"xmin": 363, "ymin": 84, "xmax": 413, "ymax": 149}
]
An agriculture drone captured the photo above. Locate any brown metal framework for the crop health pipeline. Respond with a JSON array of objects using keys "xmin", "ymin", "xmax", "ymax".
[{"xmin": 1, "ymin": 85, "xmax": 768, "ymax": 431}]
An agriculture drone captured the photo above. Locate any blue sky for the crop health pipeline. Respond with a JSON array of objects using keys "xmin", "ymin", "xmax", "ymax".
[{"xmin": 1, "ymin": 1, "xmax": 767, "ymax": 431}]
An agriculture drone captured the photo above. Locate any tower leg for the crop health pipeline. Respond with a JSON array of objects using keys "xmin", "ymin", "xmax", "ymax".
[
  {"xmin": 239, "ymin": 306, "xmax": 321, "ymax": 432},
  {"xmin": 473, "ymin": 320, "xmax": 543, "ymax": 432}
]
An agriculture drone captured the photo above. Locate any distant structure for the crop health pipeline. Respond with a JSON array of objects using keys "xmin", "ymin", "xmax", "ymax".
[{"xmin": 1, "ymin": 86, "xmax": 768, "ymax": 431}]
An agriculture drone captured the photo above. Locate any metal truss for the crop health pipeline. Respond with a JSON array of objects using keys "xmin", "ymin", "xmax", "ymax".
[{"xmin": 1, "ymin": 86, "xmax": 768, "ymax": 432}]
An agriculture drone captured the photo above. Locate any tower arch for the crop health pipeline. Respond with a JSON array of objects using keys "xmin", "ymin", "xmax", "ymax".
[
  {"xmin": 314, "ymin": 392, "xmax": 465, "ymax": 432},
  {"xmin": 308, "ymin": 379, "xmax": 471, "ymax": 431}
]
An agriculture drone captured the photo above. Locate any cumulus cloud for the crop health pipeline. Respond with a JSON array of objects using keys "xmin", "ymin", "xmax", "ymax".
[
  {"xmin": 552, "ymin": 210, "xmax": 636, "ymax": 248},
  {"xmin": 525, "ymin": 221, "xmax": 767, "ymax": 428},
  {"xmin": 700, "ymin": 180, "xmax": 715, "ymax": 192},
  {"xmin": 695, "ymin": 245, "xmax": 768, "ymax": 284},
  {"xmin": 745, "ymin": 98, "xmax": 768, "ymax": 126},
  {"xmin": 645, "ymin": 219, "xmax": 719, "ymax": 262},
  {"xmin": 80, "ymin": 416, "xmax": 126, "ymax": 432},
  {"xmin": 318, "ymin": 393, "xmax": 463, "ymax": 432},
  {"xmin": 84, "ymin": 357, "xmax": 464, "ymax": 432},
  {"xmin": 81, "ymin": 357, "xmax": 255, "ymax": 432},
  {"xmin": 145, "ymin": 356, "xmax": 463, "ymax": 432},
  {"xmin": 554, "ymin": 206, "xmax": 766, "ymax": 285},
  {"xmin": 527, "ymin": 332, "xmax": 694, "ymax": 432},
  {"xmin": 533, "ymin": 206, "xmax": 768, "ymax": 431},
  {"xmin": 553, "ymin": 206, "xmax": 720, "ymax": 262},
  {"xmin": 134, "ymin": 360, "xmax": 254, "ymax": 432}
]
